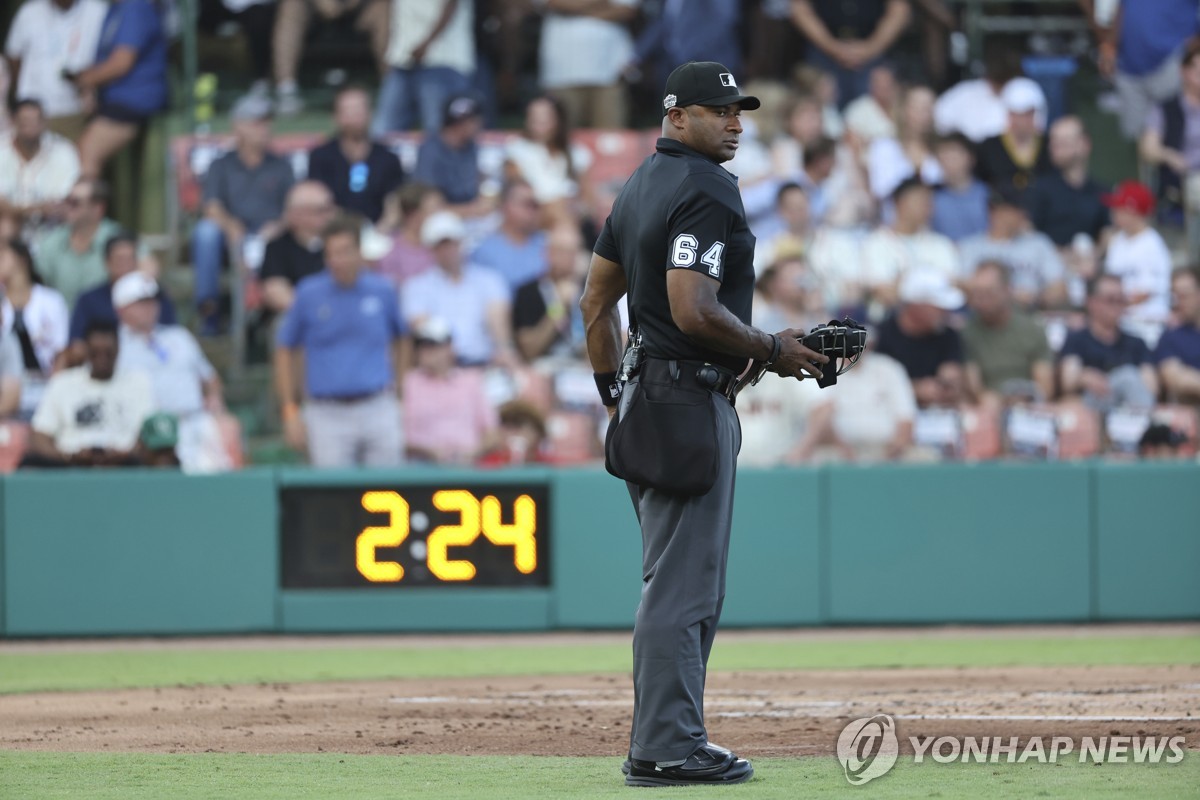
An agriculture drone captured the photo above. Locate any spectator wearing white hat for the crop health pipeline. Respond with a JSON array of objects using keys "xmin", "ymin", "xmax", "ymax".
[
  {"xmin": 934, "ymin": 55, "xmax": 1046, "ymax": 144},
  {"xmin": 874, "ymin": 267, "xmax": 966, "ymax": 407},
  {"xmin": 112, "ymin": 271, "xmax": 231, "ymax": 473},
  {"xmin": 274, "ymin": 214, "xmax": 409, "ymax": 468},
  {"xmin": 974, "ymin": 78, "xmax": 1054, "ymax": 205},
  {"xmin": 402, "ymin": 210, "xmax": 516, "ymax": 368},
  {"xmin": 402, "ymin": 317, "xmax": 498, "ymax": 464}
]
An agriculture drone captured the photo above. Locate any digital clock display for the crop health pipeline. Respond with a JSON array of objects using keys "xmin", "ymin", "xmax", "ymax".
[{"xmin": 280, "ymin": 485, "xmax": 550, "ymax": 588}]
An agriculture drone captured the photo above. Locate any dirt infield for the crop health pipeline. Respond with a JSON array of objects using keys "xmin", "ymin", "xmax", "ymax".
[{"xmin": 3, "ymin": 663, "xmax": 1198, "ymax": 757}]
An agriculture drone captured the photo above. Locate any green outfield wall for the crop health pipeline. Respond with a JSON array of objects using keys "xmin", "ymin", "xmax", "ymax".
[{"xmin": 0, "ymin": 464, "xmax": 1196, "ymax": 637}]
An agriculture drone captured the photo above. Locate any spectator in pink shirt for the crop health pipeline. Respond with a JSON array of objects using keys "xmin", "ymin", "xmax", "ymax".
[
  {"xmin": 377, "ymin": 182, "xmax": 443, "ymax": 286},
  {"xmin": 402, "ymin": 317, "xmax": 498, "ymax": 464}
]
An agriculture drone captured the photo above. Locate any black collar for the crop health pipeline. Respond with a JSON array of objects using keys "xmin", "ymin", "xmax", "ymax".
[{"xmin": 655, "ymin": 137, "xmax": 719, "ymax": 165}]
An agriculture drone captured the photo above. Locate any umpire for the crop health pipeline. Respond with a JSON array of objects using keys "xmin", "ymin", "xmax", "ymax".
[{"xmin": 580, "ymin": 61, "xmax": 828, "ymax": 787}]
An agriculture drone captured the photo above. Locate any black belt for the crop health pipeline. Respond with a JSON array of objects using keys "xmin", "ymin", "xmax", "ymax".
[
  {"xmin": 309, "ymin": 390, "xmax": 385, "ymax": 404},
  {"xmin": 638, "ymin": 358, "xmax": 742, "ymax": 403}
]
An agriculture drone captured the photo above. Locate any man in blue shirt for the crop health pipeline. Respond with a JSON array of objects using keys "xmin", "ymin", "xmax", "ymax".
[
  {"xmin": 469, "ymin": 180, "xmax": 547, "ymax": 291},
  {"xmin": 1155, "ymin": 267, "xmax": 1200, "ymax": 402},
  {"xmin": 413, "ymin": 94, "xmax": 485, "ymax": 213},
  {"xmin": 62, "ymin": 231, "xmax": 177, "ymax": 368},
  {"xmin": 1058, "ymin": 274, "xmax": 1157, "ymax": 410},
  {"xmin": 274, "ymin": 214, "xmax": 409, "ymax": 467},
  {"xmin": 71, "ymin": 0, "xmax": 168, "ymax": 177}
]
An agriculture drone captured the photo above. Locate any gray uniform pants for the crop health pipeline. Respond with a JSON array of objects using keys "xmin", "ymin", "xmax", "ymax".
[
  {"xmin": 622, "ymin": 381, "xmax": 742, "ymax": 763},
  {"xmin": 304, "ymin": 393, "xmax": 403, "ymax": 468}
]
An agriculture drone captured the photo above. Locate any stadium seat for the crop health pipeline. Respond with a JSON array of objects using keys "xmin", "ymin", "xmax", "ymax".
[
  {"xmin": 215, "ymin": 413, "xmax": 245, "ymax": 470},
  {"xmin": 509, "ymin": 367, "xmax": 555, "ymax": 416},
  {"xmin": 961, "ymin": 405, "xmax": 1003, "ymax": 461},
  {"xmin": 1054, "ymin": 401, "xmax": 1101, "ymax": 460},
  {"xmin": 0, "ymin": 421, "xmax": 30, "ymax": 473},
  {"xmin": 913, "ymin": 407, "xmax": 964, "ymax": 459},
  {"xmin": 545, "ymin": 411, "xmax": 601, "ymax": 464}
]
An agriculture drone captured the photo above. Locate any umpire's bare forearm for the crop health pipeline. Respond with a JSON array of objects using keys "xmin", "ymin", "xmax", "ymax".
[
  {"xmin": 580, "ymin": 254, "xmax": 628, "ymax": 373},
  {"xmin": 666, "ymin": 269, "xmax": 827, "ymax": 379}
]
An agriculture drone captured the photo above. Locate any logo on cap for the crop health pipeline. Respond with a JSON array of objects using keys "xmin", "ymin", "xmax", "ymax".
[
  {"xmin": 719, "ymin": 73, "xmax": 737, "ymax": 88},
  {"xmin": 663, "ymin": 93, "xmax": 677, "ymax": 110}
]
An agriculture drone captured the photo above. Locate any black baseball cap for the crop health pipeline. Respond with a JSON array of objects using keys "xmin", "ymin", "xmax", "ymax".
[
  {"xmin": 662, "ymin": 61, "xmax": 760, "ymax": 117},
  {"xmin": 443, "ymin": 94, "xmax": 482, "ymax": 127}
]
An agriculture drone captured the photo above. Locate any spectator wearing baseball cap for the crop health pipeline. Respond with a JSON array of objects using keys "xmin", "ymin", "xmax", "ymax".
[
  {"xmin": 958, "ymin": 188, "xmax": 1067, "ymax": 310},
  {"xmin": 402, "ymin": 211, "xmax": 516, "ymax": 368},
  {"xmin": 112, "ymin": 271, "xmax": 231, "ymax": 473},
  {"xmin": 137, "ymin": 412, "xmax": 181, "ymax": 468},
  {"xmin": 934, "ymin": 47, "xmax": 1046, "ymax": 142},
  {"xmin": 974, "ymin": 77, "xmax": 1053, "ymax": 205},
  {"xmin": 1102, "ymin": 180, "xmax": 1172, "ymax": 347},
  {"xmin": 1138, "ymin": 422, "xmax": 1189, "ymax": 460},
  {"xmin": 402, "ymin": 317, "xmax": 499, "ymax": 464},
  {"xmin": 412, "ymin": 94, "xmax": 487, "ymax": 215},
  {"xmin": 873, "ymin": 267, "xmax": 966, "ymax": 408},
  {"xmin": 65, "ymin": 231, "xmax": 178, "ymax": 368},
  {"xmin": 193, "ymin": 92, "xmax": 294, "ymax": 334}
]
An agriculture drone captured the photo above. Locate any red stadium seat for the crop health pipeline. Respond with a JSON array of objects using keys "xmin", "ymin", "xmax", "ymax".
[
  {"xmin": 1054, "ymin": 401, "xmax": 1101, "ymax": 460},
  {"xmin": 961, "ymin": 405, "xmax": 1003, "ymax": 461},
  {"xmin": 214, "ymin": 413, "xmax": 245, "ymax": 470},
  {"xmin": 545, "ymin": 411, "xmax": 601, "ymax": 464},
  {"xmin": 0, "ymin": 421, "xmax": 29, "ymax": 473},
  {"xmin": 509, "ymin": 367, "xmax": 555, "ymax": 416}
]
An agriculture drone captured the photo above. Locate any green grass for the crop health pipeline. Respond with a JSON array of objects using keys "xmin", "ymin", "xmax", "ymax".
[
  {"xmin": 2, "ymin": 634, "xmax": 1197, "ymax": 694},
  {"xmin": 1, "ymin": 753, "xmax": 1196, "ymax": 799}
]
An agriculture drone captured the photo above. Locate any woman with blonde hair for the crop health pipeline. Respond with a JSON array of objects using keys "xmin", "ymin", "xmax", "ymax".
[{"xmin": 866, "ymin": 83, "xmax": 943, "ymax": 202}]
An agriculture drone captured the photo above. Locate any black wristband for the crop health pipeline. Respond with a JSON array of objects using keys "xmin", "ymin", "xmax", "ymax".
[
  {"xmin": 763, "ymin": 333, "xmax": 782, "ymax": 367},
  {"xmin": 594, "ymin": 371, "xmax": 621, "ymax": 407}
]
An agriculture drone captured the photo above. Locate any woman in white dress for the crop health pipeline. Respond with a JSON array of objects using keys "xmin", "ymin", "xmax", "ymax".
[
  {"xmin": 504, "ymin": 94, "xmax": 596, "ymax": 227},
  {"xmin": 0, "ymin": 238, "xmax": 69, "ymax": 419}
]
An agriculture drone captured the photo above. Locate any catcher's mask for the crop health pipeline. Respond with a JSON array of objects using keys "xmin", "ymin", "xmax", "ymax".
[{"xmin": 801, "ymin": 317, "xmax": 867, "ymax": 388}]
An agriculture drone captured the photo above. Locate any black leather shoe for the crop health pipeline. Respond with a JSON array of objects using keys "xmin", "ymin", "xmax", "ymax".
[
  {"xmin": 625, "ymin": 743, "xmax": 753, "ymax": 787},
  {"xmin": 621, "ymin": 757, "xmax": 631, "ymax": 776}
]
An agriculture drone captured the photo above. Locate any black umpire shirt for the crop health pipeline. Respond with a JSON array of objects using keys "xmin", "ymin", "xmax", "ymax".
[{"xmin": 594, "ymin": 138, "xmax": 756, "ymax": 372}]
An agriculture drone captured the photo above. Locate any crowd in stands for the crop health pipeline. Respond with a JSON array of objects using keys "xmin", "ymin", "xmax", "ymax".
[{"xmin": 0, "ymin": 0, "xmax": 1198, "ymax": 472}]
